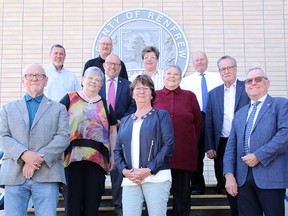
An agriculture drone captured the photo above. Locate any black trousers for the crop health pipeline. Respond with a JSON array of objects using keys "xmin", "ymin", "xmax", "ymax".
[
  {"xmin": 171, "ymin": 169, "xmax": 191, "ymax": 216},
  {"xmin": 215, "ymin": 137, "xmax": 238, "ymax": 216},
  {"xmin": 110, "ymin": 168, "xmax": 123, "ymax": 214},
  {"xmin": 238, "ymin": 168, "xmax": 285, "ymax": 216},
  {"xmin": 65, "ymin": 161, "xmax": 106, "ymax": 216},
  {"xmin": 191, "ymin": 112, "xmax": 206, "ymax": 192}
]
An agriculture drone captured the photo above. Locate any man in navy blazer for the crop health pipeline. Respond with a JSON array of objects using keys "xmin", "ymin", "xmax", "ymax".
[
  {"xmin": 223, "ymin": 67, "xmax": 288, "ymax": 216},
  {"xmin": 98, "ymin": 53, "xmax": 135, "ymax": 216},
  {"xmin": 205, "ymin": 56, "xmax": 250, "ymax": 215}
]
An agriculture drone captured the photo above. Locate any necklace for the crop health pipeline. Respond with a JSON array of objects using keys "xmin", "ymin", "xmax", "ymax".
[
  {"xmin": 81, "ymin": 90, "xmax": 99, "ymax": 104},
  {"xmin": 132, "ymin": 108, "xmax": 154, "ymax": 120}
]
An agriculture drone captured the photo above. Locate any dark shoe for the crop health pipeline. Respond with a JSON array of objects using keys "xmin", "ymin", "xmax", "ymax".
[
  {"xmin": 191, "ymin": 189, "xmax": 205, "ymax": 195},
  {"xmin": 116, "ymin": 212, "xmax": 123, "ymax": 216}
]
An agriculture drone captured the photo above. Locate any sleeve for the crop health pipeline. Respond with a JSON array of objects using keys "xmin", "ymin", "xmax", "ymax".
[
  {"xmin": 120, "ymin": 61, "xmax": 128, "ymax": 80},
  {"xmin": 59, "ymin": 94, "xmax": 70, "ymax": 111}
]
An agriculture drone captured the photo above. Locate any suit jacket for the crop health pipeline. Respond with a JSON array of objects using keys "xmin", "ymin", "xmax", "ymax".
[
  {"xmin": 205, "ymin": 80, "xmax": 250, "ymax": 151},
  {"xmin": 223, "ymin": 95, "xmax": 288, "ymax": 189},
  {"xmin": 99, "ymin": 76, "xmax": 136, "ymax": 120},
  {"xmin": 0, "ymin": 96, "xmax": 70, "ymax": 185}
]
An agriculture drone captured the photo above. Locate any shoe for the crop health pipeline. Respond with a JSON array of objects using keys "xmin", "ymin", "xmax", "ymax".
[
  {"xmin": 191, "ymin": 189, "xmax": 205, "ymax": 195},
  {"xmin": 116, "ymin": 212, "xmax": 123, "ymax": 216}
]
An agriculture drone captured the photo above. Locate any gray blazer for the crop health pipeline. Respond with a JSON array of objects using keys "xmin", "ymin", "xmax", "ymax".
[
  {"xmin": 223, "ymin": 95, "xmax": 288, "ymax": 189},
  {"xmin": 0, "ymin": 96, "xmax": 70, "ymax": 185}
]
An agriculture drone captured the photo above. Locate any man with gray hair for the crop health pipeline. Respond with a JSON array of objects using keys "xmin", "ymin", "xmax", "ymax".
[
  {"xmin": 224, "ymin": 67, "xmax": 288, "ymax": 216},
  {"xmin": 0, "ymin": 64, "xmax": 70, "ymax": 216}
]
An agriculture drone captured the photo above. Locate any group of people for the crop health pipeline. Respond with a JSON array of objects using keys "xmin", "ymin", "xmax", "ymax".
[{"xmin": 0, "ymin": 35, "xmax": 287, "ymax": 216}]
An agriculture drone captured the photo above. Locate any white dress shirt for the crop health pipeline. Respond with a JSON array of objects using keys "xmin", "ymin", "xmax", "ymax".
[
  {"xmin": 181, "ymin": 71, "xmax": 223, "ymax": 111},
  {"xmin": 221, "ymin": 81, "xmax": 236, "ymax": 137},
  {"xmin": 44, "ymin": 63, "xmax": 81, "ymax": 102},
  {"xmin": 129, "ymin": 70, "xmax": 165, "ymax": 90}
]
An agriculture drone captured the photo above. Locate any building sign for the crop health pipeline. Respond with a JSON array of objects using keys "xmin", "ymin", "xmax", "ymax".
[{"xmin": 93, "ymin": 8, "xmax": 189, "ymax": 77}]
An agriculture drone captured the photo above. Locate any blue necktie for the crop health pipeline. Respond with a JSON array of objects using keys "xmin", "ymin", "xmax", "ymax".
[
  {"xmin": 244, "ymin": 101, "xmax": 261, "ymax": 154},
  {"xmin": 201, "ymin": 73, "xmax": 208, "ymax": 112}
]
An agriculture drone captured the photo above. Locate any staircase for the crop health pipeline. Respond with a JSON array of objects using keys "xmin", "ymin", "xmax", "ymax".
[{"xmin": 26, "ymin": 184, "xmax": 230, "ymax": 216}]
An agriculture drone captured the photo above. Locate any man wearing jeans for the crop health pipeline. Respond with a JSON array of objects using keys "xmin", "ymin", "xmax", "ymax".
[{"xmin": 0, "ymin": 64, "xmax": 70, "ymax": 216}]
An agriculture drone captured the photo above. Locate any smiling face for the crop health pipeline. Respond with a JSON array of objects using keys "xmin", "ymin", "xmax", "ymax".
[
  {"xmin": 218, "ymin": 58, "xmax": 237, "ymax": 87},
  {"xmin": 143, "ymin": 51, "xmax": 158, "ymax": 72},
  {"xmin": 245, "ymin": 68, "xmax": 270, "ymax": 101},
  {"xmin": 82, "ymin": 73, "xmax": 103, "ymax": 94},
  {"xmin": 103, "ymin": 54, "xmax": 122, "ymax": 79},
  {"xmin": 98, "ymin": 36, "xmax": 113, "ymax": 59},
  {"xmin": 163, "ymin": 66, "xmax": 182, "ymax": 90},
  {"xmin": 22, "ymin": 64, "xmax": 48, "ymax": 97},
  {"xmin": 50, "ymin": 46, "xmax": 66, "ymax": 70},
  {"xmin": 192, "ymin": 51, "xmax": 208, "ymax": 73}
]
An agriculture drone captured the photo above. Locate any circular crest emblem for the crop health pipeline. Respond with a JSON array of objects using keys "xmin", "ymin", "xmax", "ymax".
[{"xmin": 93, "ymin": 8, "xmax": 189, "ymax": 77}]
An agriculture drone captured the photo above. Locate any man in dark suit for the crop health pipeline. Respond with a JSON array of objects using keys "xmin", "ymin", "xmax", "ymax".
[
  {"xmin": 99, "ymin": 53, "xmax": 135, "ymax": 216},
  {"xmin": 224, "ymin": 67, "xmax": 288, "ymax": 216},
  {"xmin": 205, "ymin": 56, "xmax": 250, "ymax": 215},
  {"xmin": 83, "ymin": 36, "xmax": 128, "ymax": 80}
]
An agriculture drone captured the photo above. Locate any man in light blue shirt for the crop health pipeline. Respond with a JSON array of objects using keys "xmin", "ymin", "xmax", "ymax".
[{"xmin": 44, "ymin": 44, "xmax": 81, "ymax": 102}]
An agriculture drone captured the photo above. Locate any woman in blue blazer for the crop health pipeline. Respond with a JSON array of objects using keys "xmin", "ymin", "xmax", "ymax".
[{"xmin": 114, "ymin": 74, "xmax": 174, "ymax": 216}]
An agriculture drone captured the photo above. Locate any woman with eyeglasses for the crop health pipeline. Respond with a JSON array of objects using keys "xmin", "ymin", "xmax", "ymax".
[
  {"xmin": 114, "ymin": 74, "xmax": 174, "ymax": 216},
  {"xmin": 60, "ymin": 66, "xmax": 117, "ymax": 216},
  {"xmin": 129, "ymin": 46, "xmax": 165, "ymax": 90}
]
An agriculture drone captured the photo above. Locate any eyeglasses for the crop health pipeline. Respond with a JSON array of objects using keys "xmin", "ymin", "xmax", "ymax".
[
  {"xmin": 86, "ymin": 76, "xmax": 102, "ymax": 83},
  {"xmin": 99, "ymin": 43, "xmax": 112, "ymax": 46},
  {"xmin": 24, "ymin": 74, "xmax": 46, "ymax": 81},
  {"xmin": 105, "ymin": 61, "xmax": 121, "ymax": 67},
  {"xmin": 219, "ymin": 65, "xmax": 236, "ymax": 72},
  {"xmin": 245, "ymin": 76, "xmax": 268, "ymax": 85},
  {"xmin": 144, "ymin": 56, "xmax": 157, "ymax": 60},
  {"xmin": 134, "ymin": 87, "xmax": 151, "ymax": 92}
]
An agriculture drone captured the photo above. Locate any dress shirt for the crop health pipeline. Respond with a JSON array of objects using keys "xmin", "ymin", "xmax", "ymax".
[
  {"xmin": 180, "ymin": 71, "xmax": 223, "ymax": 111},
  {"xmin": 25, "ymin": 93, "xmax": 44, "ymax": 128},
  {"xmin": 221, "ymin": 81, "xmax": 236, "ymax": 137},
  {"xmin": 129, "ymin": 70, "xmax": 165, "ymax": 90},
  {"xmin": 105, "ymin": 75, "xmax": 118, "ymax": 99},
  {"xmin": 44, "ymin": 63, "xmax": 81, "ymax": 102},
  {"xmin": 246, "ymin": 94, "xmax": 267, "ymax": 148}
]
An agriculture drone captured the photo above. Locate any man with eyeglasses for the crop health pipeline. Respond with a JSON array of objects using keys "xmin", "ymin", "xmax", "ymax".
[
  {"xmin": 83, "ymin": 36, "xmax": 128, "ymax": 80},
  {"xmin": 44, "ymin": 44, "xmax": 81, "ymax": 102},
  {"xmin": 223, "ymin": 67, "xmax": 288, "ymax": 216},
  {"xmin": 0, "ymin": 64, "xmax": 70, "ymax": 216},
  {"xmin": 98, "ymin": 54, "xmax": 135, "ymax": 216},
  {"xmin": 205, "ymin": 55, "xmax": 250, "ymax": 215},
  {"xmin": 181, "ymin": 51, "xmax": 223, "ymax": 195}
]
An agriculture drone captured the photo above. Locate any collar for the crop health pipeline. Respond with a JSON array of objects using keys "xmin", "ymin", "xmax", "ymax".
[
  {"xmin": 105, "ymin": 74, "xmax": 118, "ymax": 83},
  {"xmin": 98, "ymin": 55, "xmax": 105, "ymax": 63},
  {"xmin": 49, "ymin": 63, "xmax": 64, "ymax": 72},
  {"xmin": 163, "ymin": 86, "xmax": 181, "ymax": 95},
  {"xmin": 25, "ymin": 93, "xmax": 44, "ymax": 103},
  {"xmin": 250, "ymin": 94, "xmax": 268, "ymax": 105},
  {"xmin": 224, "ymin": 79, "xmax": 237, "ymax": 90},
  {"xmin": 196, "ymin": 70, "xmax": 208, "ymax": 76},
  {"xmin": 131, "ymin": 108, "xmax": 155, "ymax": 120}
]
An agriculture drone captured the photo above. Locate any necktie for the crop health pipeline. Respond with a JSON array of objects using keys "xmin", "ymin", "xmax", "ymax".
[
  {"xmin": 201, "ymin": 73, "xmax": 208, "ymax": 112},
  {"xmin": 108, "ymin": 78, "xmax": 115, "ymax": 109},
  {"xmin": 244, "ymin": 101, "xmax": 261, "ymax": 154}
]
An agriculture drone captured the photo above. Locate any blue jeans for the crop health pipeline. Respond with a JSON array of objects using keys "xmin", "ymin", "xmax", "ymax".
[
  {"xmin": 4, "ymin": 179, "xmax": 59, "ymax": 216},
  {"xmin": 122, "ymin": 181, "xmax": 171, "ymax": 216}
]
